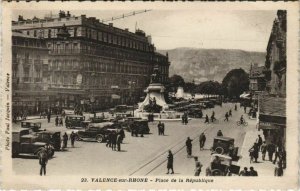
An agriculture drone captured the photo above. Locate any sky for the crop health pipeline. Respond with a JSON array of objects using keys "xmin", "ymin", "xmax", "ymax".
[{"xmin": 13, "ymin": 10, "xmax": 277, "ymax": 52}]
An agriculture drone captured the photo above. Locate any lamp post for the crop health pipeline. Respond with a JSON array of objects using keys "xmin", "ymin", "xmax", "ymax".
[{"xmin": 128, "ymin": 80, "xmax": 136, "ymax": 117}]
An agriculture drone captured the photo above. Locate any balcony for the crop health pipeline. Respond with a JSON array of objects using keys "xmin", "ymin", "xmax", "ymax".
[{"xmin": 49, "ymin": 49, "xmax": 81, "ymax": 55}]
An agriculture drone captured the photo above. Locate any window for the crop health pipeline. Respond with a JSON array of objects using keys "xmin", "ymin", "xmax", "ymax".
[{"xmin": 34, "ymin": 30, "xmax": 37, "ymax": 37}]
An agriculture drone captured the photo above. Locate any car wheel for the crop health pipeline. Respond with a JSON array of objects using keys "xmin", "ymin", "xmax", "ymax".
[
  {"xmin": 76, "ymin": 135, "xmax": 81, "ymax": 141},
  {"xmin": 215, "ymin": 147, "xmax": 224, "ymax": 154},
  {"xmin": 96, "ymin": 135, "xmax": 104, "ymax": 143},
  {"xmin": 211, "ymin": 169, "xmax": 223, "ymax": 176}
]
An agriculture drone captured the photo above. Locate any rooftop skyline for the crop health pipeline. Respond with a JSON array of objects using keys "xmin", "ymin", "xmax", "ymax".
[{"xmin": 13, "ymin": 10, "xmax": 277, "ymax": 52}]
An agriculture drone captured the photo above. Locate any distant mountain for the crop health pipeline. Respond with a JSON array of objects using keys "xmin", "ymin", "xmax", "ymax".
[{"xmin": 158, "ymin": 48, "xmax": 265, "ymax": 83}]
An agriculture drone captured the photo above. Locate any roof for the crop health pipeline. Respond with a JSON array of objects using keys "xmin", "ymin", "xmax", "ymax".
[
  {"xmin": 259, "ymin": 95, "xmax": 286, "ymax": 117},
  {"xmin": 21, "ymin": 121, "xmax": 41, "ymax": 124},
  {"xmin": 211, "ymin": 153, "xmax": 232, "ymax": 160},
  {"xmin": 214, "ymin": 136, "xmax": 234, "ymax": 141}
]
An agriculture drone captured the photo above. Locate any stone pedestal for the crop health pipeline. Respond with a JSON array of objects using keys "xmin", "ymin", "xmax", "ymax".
[{"xmin": 138, "ymin": 83, "xmax": 168, "ymax": 110}]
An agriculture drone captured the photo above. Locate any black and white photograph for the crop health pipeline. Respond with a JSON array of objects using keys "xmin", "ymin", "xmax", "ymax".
[{"xmin": 1, "ymin": 2, "xmax": 299, "ymax": 190}]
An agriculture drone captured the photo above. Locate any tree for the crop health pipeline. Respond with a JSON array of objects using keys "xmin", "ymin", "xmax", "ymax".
[
  {"xmin": 165, "ymin": 75, "xmax": 185, "ymax": 93},
  {"xmin": 222, "ymin": 68, "xmax": 249, "ymax": 98},
  {"xmin": 195, "ymin": 80, "xmax": 223, "ymax": 98}
]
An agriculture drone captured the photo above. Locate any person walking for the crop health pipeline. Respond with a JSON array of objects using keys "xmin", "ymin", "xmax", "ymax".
[
  {"xmin": 116, "ymin": 134, "xmax": 122, "ymax": 151},
  {"xmin": 106, "ymin": 132, "xmax": 112, "ymax": 148},
  {"xmin": 158, "ymin": 121, "xmax": 162, "ymax": 135},
  {"xmin": 199, "ymin": 133, "xmax": 206, "ymax": 150},
  {"xmin": 119, "ymin": 129, "xmax": 125, "ymax": 143},
  {"xmin": 166, "ymin": 150, "xmax": 174, "ymax": 174},
  {"xmin": 244, "ymin": 106, "xmax": 247, "ymax": 113},
  {"xmin": 257, "ymin": 135, "xmax": 263, "ymax": 150},
  {"xmin": 249, "ymin": 167, "xmax": 258, "ymax": 176},
  {"xmin": 62, "ymin": 132, "xmax": 68, "ymax": 149},
  {"xmin": 186, "ymin": 137, "xmax": 193, "ymax": 157},
  {"xmin": 249, "ymin": 143, "xmax": 259, "ymax": 163},
  {"xmin": 239, "ymin": 167, "xmax": 250, "ymax": 176},
  {"xmin": 224, "ymin": 112, "xmax": 229, "ymax": 122},
  {"xmin": 274, "ymin": 162, "xmax": 284, "ymax": 176},
  {"xmin": 211, "ymin": 111, "xmax": 215, "ymax": 122},
  {"xmin": 234, "ymin": 104, "xmax": 237, "ymax": 111},
  {"xmin": 260, "ymin": 141, "xmax": 267, "ymax": 161},
  {"xmin": 111, "ymin": 131, "xmax": 117, "ymax": 151},
  {"xmin": 194, "ymin": 156, "xmax": 203, "ymax": 176},
  {"xmin": 229, "ymin": 109, "xmax": 232, "ymax": 117},
  {"xmin": 184, "ymin": 114, "xmax": 189, "ymax": 125},
  {"xmin": 47, "ymin": 112, "xmax": 51, "ymax": 123},
  {"xmin": 38, "ymin": 151, "xmax": 48, "ymax": 176},
  {"xmin": 55, "ymin": 116, "xmax": 59, "ymax": 126},
  {"xmin": 70, "ymin": 131, "xmax": 76, "ymax": 147},
  {"xmin": 273, "ymin": 145, "xmax": 282, "ymax": 164},
  {"xmin": 267, "ymin": 143, "xmax": 276, "ymax": 162},
  {"xmin": 204, "ymin": 115, "xmax": 209, "ymax": 124},
  {"xmin": 161, "ymin": 122, "xmax": 165, "ymax": 135}
]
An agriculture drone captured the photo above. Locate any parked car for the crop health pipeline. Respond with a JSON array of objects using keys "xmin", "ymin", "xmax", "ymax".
[
  {"xmin": 206, "ymin": 154, "xmax": 240, "ymax": 176},
  {"xmin": 12, "ymin": 129, "xmax": 55, "ymax": 158},
  {"xmin": 124, "ymin": 119, "xmax": 150, "ymax": 134},
  {"xmin": 211, "ymin": 136, "xmax": 239, "ymax": 160},
  {"xmin": 35, "ymin": 130, "xmax": 61, "ymax": 151},
  {"xmin": 109, "ymin": 105, "xmax": 131, "ymax": 114},
  {"xmin": 199, "ymin": 101, "xmax": 215, "ymax": 109},
  {"xmin": 210, "ymin": 98, "xmax": 222, "ymax": 106},
  {"xmin": 65, "ymin": 115, "xmax": 87, "ymax": 129},
  {"xmin": 21, "ymin": 121, "xmax": 41, "ymax": 132},
  {"xmin": 77, "ymin": 122, "xmax": 119, "ymax": 143},
  {"xmin": 187, "ymin": 108, "xmax": 203, "ymax": 118}
]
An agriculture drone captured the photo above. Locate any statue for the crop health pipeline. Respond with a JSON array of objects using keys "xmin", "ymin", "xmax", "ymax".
[{"xmin": 151, "ymin": 66, "xmax": 161, "ymax": 83}]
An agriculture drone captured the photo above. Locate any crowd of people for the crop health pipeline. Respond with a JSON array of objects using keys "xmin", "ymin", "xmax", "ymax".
[
  {"xmin": 106, "ymin": 130, "xmax": 125, "ymax": 151},
  {"xmin": 248, "ymin": 135, "xmax": 286, "ymax": 176}
]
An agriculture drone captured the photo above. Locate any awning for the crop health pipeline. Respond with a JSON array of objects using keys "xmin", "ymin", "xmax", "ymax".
[
  {"xmin": 258, "ymin": 95, "xmax": 286, "ymax": 130},
  {"xmin": 258, "ymin": 121, "xmax": 283, "ymax": 130},
  {"xmin": 259, "ymin": 95, "xmax": 286, "ymax": 117}
]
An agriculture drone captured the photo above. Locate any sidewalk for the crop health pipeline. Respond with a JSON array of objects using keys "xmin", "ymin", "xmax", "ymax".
[{"xmin": 237, "ymin": 122, "xmax": 276, "ymax": 176}]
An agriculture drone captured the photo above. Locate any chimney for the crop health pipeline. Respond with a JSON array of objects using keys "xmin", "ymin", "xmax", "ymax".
[
  {"xmin": 125, "ymin": 28, "xmax": 129, "ymax": 32},
  {"xmin": 109, "ymin": 23, "xmax": 113, "ymax": 27}
]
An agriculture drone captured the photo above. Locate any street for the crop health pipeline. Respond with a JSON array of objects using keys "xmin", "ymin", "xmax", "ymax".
[{"xmin": 12, "ymin": 103, "xmax": 257, "ymax": 176}]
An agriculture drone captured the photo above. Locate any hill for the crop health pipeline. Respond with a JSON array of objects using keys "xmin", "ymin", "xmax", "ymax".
[{"xmin": 158, "ymin": 48, "xmax": 265, "ymax": 83}]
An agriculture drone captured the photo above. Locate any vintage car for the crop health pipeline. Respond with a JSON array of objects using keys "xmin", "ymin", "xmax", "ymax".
[
  {"xmin": 211, "ymin": 136, "xmax": 239, "ymax": 160},
  {"xmin": 125, "ymin": 119, "xmax": 150, "ymax": 135},
  {"xmin": 88, "ymin": 116, "xmax": 107, "ymax": 123},
  {"xmin": 65, "ymin": 115, "xmax": 88, "ymax": 129},
  {"xmin": 35, "ymin": 130, "xmax": 61, "ymax": 151},
  {"xmin": 109, "ymin": 105, "xmax": 132, "ymax": 114},
  {"xmin": 12, "ymin": 129, "xmax": 55, "ymax": 158},
  {"xmin": 187, "ymin": 108, "xmax": 203, "ymax": 118},
  {"xmin": 198, "ymin": 101, "xmax": 215, "ymax": 109},
  {"xmin": 21, "ymin": 121, "xmax": 41, "ymax": 132},
  {"xmin": 209, "ymin": 98, "xmax": 222, "ymax": 106},
  {"xmin": 77, "ymin": 122, "xmax": 120, "ymax": 143},
  {"xmin": 206, "ymin": 154, "xmax": 240, "ymax": 176}
]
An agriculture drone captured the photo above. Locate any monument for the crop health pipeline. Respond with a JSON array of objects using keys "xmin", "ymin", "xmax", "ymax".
[{"xmin": 138, "ymin": 65, "xmax": 169, "ymax": 112}]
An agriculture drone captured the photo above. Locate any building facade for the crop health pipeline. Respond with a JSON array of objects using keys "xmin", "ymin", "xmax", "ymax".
[
  {"xmin": 12, "ymin": 31, "xmax": 49, "ymax": 116},
  {"xmin": 258, "ymin": 10, "xmax": 286, "ymax": 150},
  {"xmin": 12, "ymin": 11, "xmax": 170, "ymax": 112}
]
